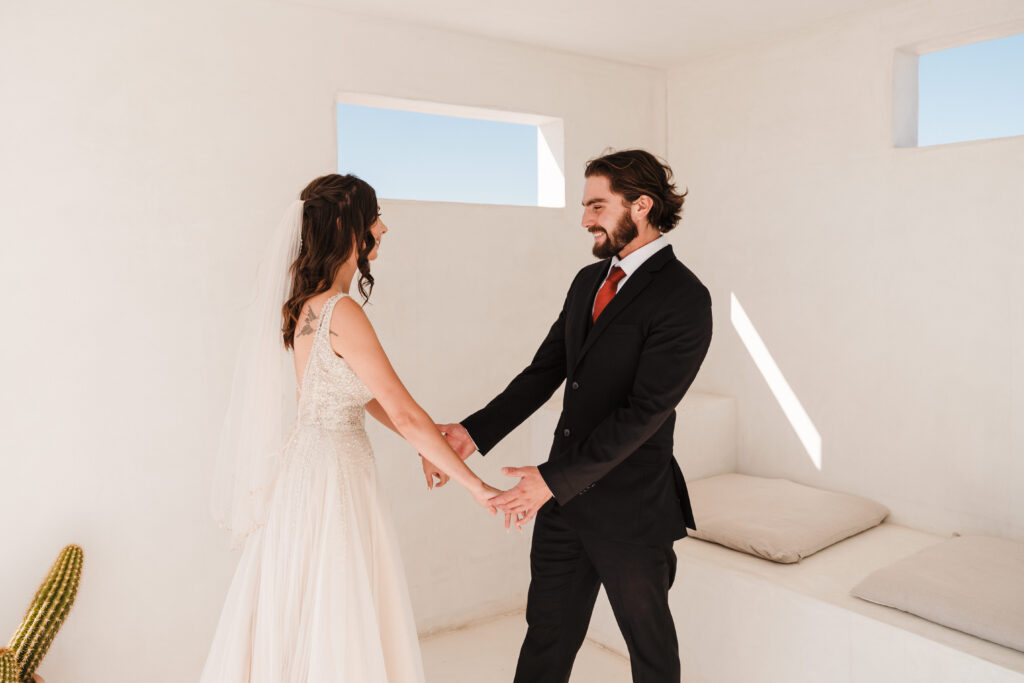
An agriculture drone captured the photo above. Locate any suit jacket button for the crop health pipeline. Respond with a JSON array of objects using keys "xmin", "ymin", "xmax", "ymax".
[
  {"xmin": 563, "ymin": 428, "xmax": 571, "ymax": 437},
  {"xmin": 571, "ymin": 381, "xmax": 579, "ymax": 390}
]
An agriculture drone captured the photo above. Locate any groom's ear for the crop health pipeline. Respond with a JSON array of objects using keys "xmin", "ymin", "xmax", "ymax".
[{"xmin": 632, "ymin": 195, "xmax": 653, "ymax": 218}]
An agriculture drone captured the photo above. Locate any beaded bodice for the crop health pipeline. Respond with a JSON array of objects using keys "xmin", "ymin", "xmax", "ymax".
[{"xmin": 295, "ymin": 292, "xmax": 374, "ymax": 433}]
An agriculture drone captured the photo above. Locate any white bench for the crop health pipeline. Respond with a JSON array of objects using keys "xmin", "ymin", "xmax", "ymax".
[{"xmin": 584, "ymin": 522, "xmax": 1024, "ymax": 682}]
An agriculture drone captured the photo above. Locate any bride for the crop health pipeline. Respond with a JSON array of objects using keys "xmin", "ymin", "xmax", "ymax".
[{"xmin": 201, "ymin": 174, "xmax": 502, "ymax": 682}]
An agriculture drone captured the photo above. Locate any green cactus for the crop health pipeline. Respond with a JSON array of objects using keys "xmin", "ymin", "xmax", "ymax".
[
  {"xmin": 7, "ymin": 545, "xmax": 83, "ymax": 683},
  {"xmin": 0, "ymin": 649, "xmax": 18, "ymax": 683}
]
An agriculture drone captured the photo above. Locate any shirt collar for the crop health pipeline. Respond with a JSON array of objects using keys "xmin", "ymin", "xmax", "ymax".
[{"xmin": 610, "ymin": 235, "xmax": 670, "ymax": 277}]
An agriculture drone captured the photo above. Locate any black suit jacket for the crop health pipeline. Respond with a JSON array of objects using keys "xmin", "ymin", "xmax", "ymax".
[{"xmin": 462, "ymin": 245, "xmax": 713, "ymax": 544}]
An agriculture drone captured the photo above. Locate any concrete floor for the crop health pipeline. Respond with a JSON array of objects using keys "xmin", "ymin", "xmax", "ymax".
[{"xmin": 420, "ymin": 611, "xmax": 632, "ymax": 683}]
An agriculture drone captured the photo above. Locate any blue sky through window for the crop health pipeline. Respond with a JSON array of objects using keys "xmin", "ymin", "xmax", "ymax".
[
  {"xmin": 918, "ymin": 33, "xmax": 1024, "ymax": 146},
  {"xmin": 337, "ymin": 104, "xmax": 539, "ymax": 205}
]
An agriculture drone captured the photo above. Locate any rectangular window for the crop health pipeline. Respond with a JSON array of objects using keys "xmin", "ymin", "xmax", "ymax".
[
  {"xmin": 895, "ymin": 32, "xmax": 1024, "ymax": 147},
  {"xmin": 337, "ymin": 93, "xmax": 565, "ymax": 207}
]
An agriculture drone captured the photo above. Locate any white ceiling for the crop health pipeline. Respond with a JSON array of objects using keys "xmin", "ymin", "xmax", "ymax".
[{"xmin": 298, "ymin": 0, "xmax": 915, "ymax": 67}]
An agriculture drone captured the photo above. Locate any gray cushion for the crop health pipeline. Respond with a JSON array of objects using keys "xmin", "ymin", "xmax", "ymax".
[
  {"xmin": 851, "ymin": 535, "xmax": 1024, "ymax": 652},
  {"xmin": 687, "ymin": 473, "xmax": 890, "ymax": 563}
]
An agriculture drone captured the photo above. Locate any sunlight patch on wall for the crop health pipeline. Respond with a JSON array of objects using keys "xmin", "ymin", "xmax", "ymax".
[{"xmin": 731, "ymin": 293, "xmax": 822, "ymax": 469}]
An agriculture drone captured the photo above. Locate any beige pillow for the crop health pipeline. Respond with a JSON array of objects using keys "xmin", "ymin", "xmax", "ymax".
[
  {"xmin": 851, "ymin": 535, "xmax": 1024, "ymax": 652},
  {"xmin": 687, "ymin": 473, "xmax": 890, "ymax": 563}
]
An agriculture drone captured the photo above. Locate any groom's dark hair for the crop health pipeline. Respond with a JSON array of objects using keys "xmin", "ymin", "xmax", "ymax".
[{"xmin": 585, "ymin": 149, "xmax": 688, "ymax": 233}]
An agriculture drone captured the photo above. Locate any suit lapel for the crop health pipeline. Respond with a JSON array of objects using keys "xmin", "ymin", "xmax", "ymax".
[
  {"xmin": 573, "ymin": 246, "xmax": 675, "ymax": 373},
  {"xmin": 567, "ymin": 261, "xmax": 609, "ymax": 370}
]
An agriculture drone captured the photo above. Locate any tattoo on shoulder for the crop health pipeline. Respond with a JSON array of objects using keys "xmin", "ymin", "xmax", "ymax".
[{"xmin": 297, "ymin": 307, "xmax": 317, "ymax": 337}]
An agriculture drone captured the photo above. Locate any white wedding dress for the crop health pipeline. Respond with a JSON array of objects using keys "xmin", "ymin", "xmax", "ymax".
[{"xmin": 201, "ymin": 292, "xmax": 426, "ymax": 682}]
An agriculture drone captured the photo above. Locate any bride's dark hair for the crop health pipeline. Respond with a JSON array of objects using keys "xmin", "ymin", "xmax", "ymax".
[{"xmin": 282, "ymin": 174, "xmax": 378, "ymax": 349}]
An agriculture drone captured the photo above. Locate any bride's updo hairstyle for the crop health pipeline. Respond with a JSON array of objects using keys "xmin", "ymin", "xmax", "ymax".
[{"xmin": 282, "ymin": 174, "xmax": 378, "ymax": 349}]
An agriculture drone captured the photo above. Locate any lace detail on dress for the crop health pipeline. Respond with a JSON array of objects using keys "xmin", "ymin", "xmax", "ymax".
[{"xmin": 291, "ymin": 292, "xmax": 375, "ymax": 468}]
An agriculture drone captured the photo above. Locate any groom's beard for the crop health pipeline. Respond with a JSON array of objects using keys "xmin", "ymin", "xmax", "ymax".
[{"xmin": 591, "ymin": 212, "xmax": 639, "ymax": 259}]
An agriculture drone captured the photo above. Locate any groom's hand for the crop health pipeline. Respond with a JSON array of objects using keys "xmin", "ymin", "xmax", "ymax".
[
  {"xmin": 437, "ymin": 423, "xmax": 477, "ymax": 461},
  {"xmin": 489, "ymin": 466, "xmax": 552, "ymax": 531}
]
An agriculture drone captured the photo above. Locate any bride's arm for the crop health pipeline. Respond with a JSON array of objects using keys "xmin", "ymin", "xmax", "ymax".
[
  {"xmin": 367, "ymin": 399, "xmax": 451, "ymax": 489},
  {"xmin": 331, "ymin": 297, "xmax": 497, "ymax": 507},
  {"xmin": 365, "ymin": 399, "xmax": 399, "ymax": 434}
]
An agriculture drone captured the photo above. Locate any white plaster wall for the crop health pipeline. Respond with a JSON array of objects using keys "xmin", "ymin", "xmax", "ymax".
[
  {"xmin": 668, "ymin": 0, "xmax": 1024, "ymax": 540},
  {"xmin": 0, "ymin": 0, "xmax": 666, "ymax": 680}
]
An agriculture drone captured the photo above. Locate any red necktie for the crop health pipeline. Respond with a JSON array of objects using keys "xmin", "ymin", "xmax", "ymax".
[{"xmin": 592, "ymin": 266, "xmax": 626, "ymax": 323}]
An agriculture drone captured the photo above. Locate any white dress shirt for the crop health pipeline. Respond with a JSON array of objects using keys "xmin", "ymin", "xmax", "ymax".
[{"xmin": 592, "ymin": 236, "xmax": 670, "ymax": 316}]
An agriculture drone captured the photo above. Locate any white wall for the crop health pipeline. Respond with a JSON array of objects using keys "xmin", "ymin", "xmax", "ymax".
[
  {"xmin": 0, "ymin": 0, "xmax": 666, "ymax": 680},
  {"xmin": 669, "ymin": 0, "xmax": 1024, "ymax": 540}
]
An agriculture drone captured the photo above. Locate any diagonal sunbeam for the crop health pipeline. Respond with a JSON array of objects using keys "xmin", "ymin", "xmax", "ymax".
[{"xmin": 730, "ymin": 292, "xmax": 822, "ymax": 470}]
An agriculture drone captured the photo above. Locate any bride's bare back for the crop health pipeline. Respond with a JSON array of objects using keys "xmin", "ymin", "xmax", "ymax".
[{"xmin": 291, "ymin": 291, "xmax": 346, "ymax": 392}]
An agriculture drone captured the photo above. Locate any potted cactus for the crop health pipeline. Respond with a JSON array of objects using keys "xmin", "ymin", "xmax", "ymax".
[{"xmin": 3, "ymin": 545, "xmax": 82, "ymax": 683}]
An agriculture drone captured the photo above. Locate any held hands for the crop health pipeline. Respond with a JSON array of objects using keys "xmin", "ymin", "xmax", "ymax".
[
  {"xmin": 418, "ymin": 421, "xmax": 497, "ymax": 514},
  {"xmin": 472, "ymin": 481, "xmax": 504, "ymax": 515},
  {"xmin": 488, "ymin": 466, "xmax": 553, "ymax": 532},
  {"xmin": 423, "ymin": 460, "xmax": 551, "ymax": 532},
  {"xmin": 419, "ymin": 452, "xmax": 501, "ymax": 517},
  {"xmin": 422, "ymin": 422, "xmax": 551, "ymax": 532}
]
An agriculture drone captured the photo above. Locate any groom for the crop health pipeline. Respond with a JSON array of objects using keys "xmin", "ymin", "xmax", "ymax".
[{"xmin": 441, "ymin": 149, "xmax": 712, "ymax": 682}]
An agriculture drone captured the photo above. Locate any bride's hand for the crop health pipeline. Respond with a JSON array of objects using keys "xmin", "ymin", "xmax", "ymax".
[
  {"xmin": 420, "ymin": 456, "xmax": 449, "ymax": 490},
  {"xmin": 472, "ymin": 482, "xmax": 503, "ymax": 514}
]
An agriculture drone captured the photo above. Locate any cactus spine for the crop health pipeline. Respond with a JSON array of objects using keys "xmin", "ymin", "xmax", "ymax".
[
  {"xmin": 7, "ymin": 545, "xmax": 83, "ymax": 683},
  {"xmin": 0, "ymin": 649, "xmax": 18, "ymax": 683}
]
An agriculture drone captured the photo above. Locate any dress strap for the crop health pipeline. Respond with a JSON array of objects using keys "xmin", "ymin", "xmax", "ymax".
[{"xmin": 315, "ymin": 291, "xmax": 349, "ymax": 345}]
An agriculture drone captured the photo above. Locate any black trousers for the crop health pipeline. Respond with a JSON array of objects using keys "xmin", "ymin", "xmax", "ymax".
[{"xmin": 513, "ymin": 504, "xmax": 680, "ymax": 683}]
